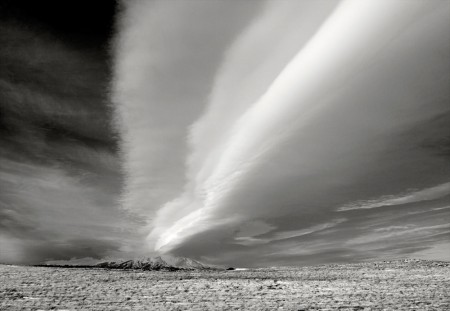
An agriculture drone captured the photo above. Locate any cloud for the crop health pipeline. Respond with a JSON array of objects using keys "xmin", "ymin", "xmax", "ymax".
[
  {"xmin": 346, "ymin": 223, "xmax": 450, "ymax": 246},
  {"xmin": 112, "ymin": 0, "xmax": 262, "ymax": 216},
  {"xmin": 113, "ymin": 0, "xmax": 450, "ymax": 266},
  {"xmin": 234, "ymin": 219, "xmax": 346, "ymax": 246},
  {"xmin": 337, "ymin": 182, "xmax": 450, "ymax": 211}
]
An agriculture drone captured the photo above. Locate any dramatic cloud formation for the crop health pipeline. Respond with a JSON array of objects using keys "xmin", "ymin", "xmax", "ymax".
[
  {"xmin": 114, "ymin": 0, "xmax": 450, "ymax": 266},
  {"xmin": 2, "ymin": 0, "xmax": 449, "ymax": 267}
]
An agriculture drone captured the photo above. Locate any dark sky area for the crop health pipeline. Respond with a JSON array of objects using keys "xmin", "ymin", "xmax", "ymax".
[
  {"xmin": 0, "ymin": 0, "xmax": 143, "ymax": 264},
  {"xmin": 0, "ymin": 0, "xmax": 116, "ymax": 48}
]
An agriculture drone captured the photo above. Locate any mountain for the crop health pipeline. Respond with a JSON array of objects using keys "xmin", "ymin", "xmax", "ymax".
[
  {"xmin": 96, "ymin": 255, "xmax": 219, "ymax": 271},
  {"xmin": 164, "ymin": 256, "xmax": 211, "ymax": 270}
]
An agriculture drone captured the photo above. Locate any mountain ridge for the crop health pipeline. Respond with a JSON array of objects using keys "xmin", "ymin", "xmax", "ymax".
[{"xmin": 95, "ymin": 255, "xmax": 219, "ymax": 271}]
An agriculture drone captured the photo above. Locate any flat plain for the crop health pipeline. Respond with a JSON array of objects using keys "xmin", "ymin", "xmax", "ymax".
[{"xmin": 1, "ymin": 259, "xmax": 449, "ymax": 311}]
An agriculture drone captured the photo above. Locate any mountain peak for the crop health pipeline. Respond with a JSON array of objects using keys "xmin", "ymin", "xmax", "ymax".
[{"xmin": 96, "ymin": 255, "xmax": 218, "ymax": 271}]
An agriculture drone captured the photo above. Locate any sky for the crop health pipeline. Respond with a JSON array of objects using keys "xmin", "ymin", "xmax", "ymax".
[{"xmin": 1, "ymin": 0, "xmax": 449, "ymax": 267}]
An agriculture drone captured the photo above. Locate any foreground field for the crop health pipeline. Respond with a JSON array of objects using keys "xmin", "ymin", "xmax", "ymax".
[{"xmin": 1, "ymin": 259, "xmax": 449, "ymax": 310}]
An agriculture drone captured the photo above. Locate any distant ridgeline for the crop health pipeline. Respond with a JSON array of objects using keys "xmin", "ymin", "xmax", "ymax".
[{"xmin": 36, "ymin": 256, "xmax": 225, "ymax": 271}]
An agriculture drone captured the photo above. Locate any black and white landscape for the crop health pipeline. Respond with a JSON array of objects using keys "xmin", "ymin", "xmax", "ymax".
[
  {"xmin": 1, "ymin": 260, "xmax": 450, "ymax": 310},
  {"xmin": 0, "ymin": 0, "xmax": 449, "ymax": 310}
]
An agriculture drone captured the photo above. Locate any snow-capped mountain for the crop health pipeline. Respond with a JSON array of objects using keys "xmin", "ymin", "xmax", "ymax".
[{"xmin": 96, "ymin": 255, "xmax": 218, "ymax": 271}]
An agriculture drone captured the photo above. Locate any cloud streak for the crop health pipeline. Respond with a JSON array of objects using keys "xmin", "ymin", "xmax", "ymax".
[{"xmin": 338, "ymin": 182, "xmax": 450, "ymax": 211}]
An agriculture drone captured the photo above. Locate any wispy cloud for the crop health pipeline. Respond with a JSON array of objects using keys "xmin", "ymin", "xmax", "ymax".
[
  {"xmin": 235, "ymin": 219, "xmax": 346, "ymax": 246},
  {"xmin": 346, "ymin": 224, "xmax": 450, "ymax": 246},
  {"xmin": 337, "ymin": 182, "xmax": 450, "ymax": 211}
]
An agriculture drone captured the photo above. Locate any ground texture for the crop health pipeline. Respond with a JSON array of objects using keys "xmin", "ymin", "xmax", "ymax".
[{"xmin": 1, "ymin": 259, "xmax": 449, "ymax": 310}]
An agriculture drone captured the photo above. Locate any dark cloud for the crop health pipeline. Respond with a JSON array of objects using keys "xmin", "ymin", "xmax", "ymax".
[
  {"xmin": 0, "ymin": 5, "xmax": 144, "ymax": 264},
  {"xmin": 0, "ymin": 24, "xmax": 115, "ymax": 159}
]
